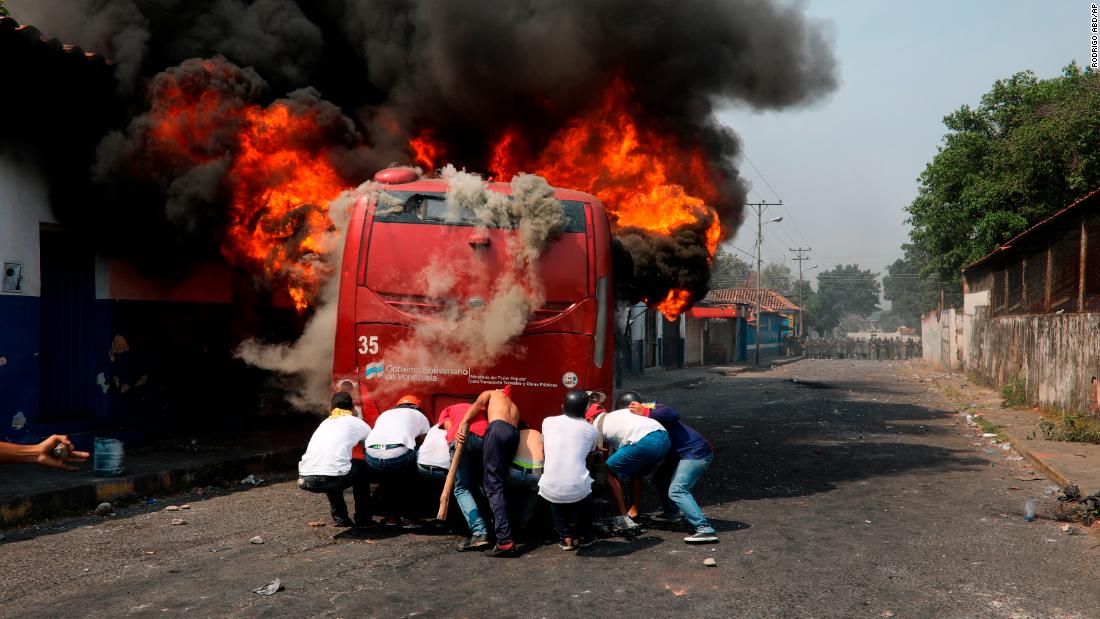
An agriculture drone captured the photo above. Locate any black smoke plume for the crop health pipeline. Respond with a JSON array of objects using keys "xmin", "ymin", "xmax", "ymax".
[{"xmin": 4, "ymin": 0, "xmax": 838, "ymax": 304}]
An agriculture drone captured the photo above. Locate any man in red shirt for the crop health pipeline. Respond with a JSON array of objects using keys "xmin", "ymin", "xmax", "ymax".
[{"xmin": 439, "ymin": 401, "xmax": 490, "ymax": 551}]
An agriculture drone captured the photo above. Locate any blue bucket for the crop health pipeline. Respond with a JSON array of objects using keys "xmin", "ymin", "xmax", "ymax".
[{"xmin": 93, "ymin": 438, "xmax": 125, "ymax": 477}]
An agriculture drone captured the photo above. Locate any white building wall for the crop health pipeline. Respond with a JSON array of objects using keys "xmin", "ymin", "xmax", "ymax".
[{"xmin": 0, "ymin": 153, "xmax": 55, "ymax": 298}]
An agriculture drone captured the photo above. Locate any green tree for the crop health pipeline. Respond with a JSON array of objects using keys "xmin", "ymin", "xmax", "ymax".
[
  {"xmin": 759, "ymin": 263, "xmax": 794, "ymax": 298},
  {"xmin": 709, "ymin": 247, "xmax": 752, "ymax": 288},
  {"xmin": 906, "ymin": 64, "xmax": 1100, "ymax": 281},
  {"xmin": 813, "ymin": 264, "xmax": 881, "ymax": 334},
  {"xmin": 882, "ymin": 244, "xmax": 953, "ymax": 328}
]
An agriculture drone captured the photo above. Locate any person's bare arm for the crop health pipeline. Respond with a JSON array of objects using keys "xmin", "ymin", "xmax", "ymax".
[
  {"xmin": 456, "ymin": 391, "xmax": 493, "ymax": 442},
  {"xmin": 0, "ymin": 436, "xmax": 90, "ymax": 471}
]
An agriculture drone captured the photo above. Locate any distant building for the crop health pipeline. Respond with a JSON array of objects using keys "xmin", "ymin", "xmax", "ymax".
[{"xmin": 705, "ymin": 287, "xmax": 800, "ymax": 361}]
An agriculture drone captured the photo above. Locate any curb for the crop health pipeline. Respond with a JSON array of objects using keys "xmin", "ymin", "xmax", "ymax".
[
  {"xmin": 0, "ymin": 447, "xmax": 301, "ymax": 529},
  {"xmin": 997, "ymin": 426, "xmax": 1072, "ymax": 489}
]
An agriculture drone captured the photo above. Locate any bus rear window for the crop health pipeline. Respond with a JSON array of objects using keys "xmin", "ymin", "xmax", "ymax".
[{"xmin": 376, "ymin": 191, "xmax": 587, "ymax": 233}]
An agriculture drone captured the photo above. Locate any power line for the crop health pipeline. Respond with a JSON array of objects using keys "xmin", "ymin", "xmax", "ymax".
[{"xmin": 741, "ymin": 150, "xmax": 812, "ymax": 249}]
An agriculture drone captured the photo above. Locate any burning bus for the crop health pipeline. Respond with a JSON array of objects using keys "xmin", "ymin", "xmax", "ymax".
[{"xmin": 331, "ymin": 167, "xmax": 614, "ymax": 428}]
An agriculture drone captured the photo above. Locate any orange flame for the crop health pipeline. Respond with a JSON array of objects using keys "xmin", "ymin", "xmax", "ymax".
[
  {"xmin": 486, "ymin": 79, "xmax": 725, "ymax": 316},
  {"xmin": 227, "ymin": 104, "xmax": 343, "ymax": 311},
  {"xmin": 410, "ymin": 130, "xmax": 443, "ymax": 172},
  {"xmin": 656, "ymin": 289, "xmax": 691, "ymax": 320},
  {"xmin": 146, "ymin": 62, "xmax": 343, "ymax": 312}
]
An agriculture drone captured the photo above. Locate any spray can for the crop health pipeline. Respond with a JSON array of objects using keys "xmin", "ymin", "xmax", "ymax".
[{"xmin": 1024, "ymin": 497, "xmax": 1037, "ymax": 522}]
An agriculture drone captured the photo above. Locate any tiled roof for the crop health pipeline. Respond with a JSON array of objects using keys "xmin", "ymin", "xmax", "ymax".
[
  {"xmin": 705, "ymin": 287, "xmax": 802, "ymax": 312},
  {"xmin": 0, "ymin": 16, "xmax": 111, "ymax": 65}
]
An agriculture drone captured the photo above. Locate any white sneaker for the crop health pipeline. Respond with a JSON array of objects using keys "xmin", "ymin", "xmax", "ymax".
[
  {"xmin": 613, "ymin": 515, "xmax": 638, "ymax": 529},
  {"xmin": 684, "ymin": 530, "xmax": 718, "ymax": 544}
]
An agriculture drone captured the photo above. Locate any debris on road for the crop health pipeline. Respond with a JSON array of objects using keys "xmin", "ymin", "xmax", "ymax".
[
  {"xmin": 307, "ymin": 521, "xmax": 326, "ymax": 527},
  {"xmin": 93, "ymin": 502, "xmax": 113, "ymax": 516},
  {"xmin": 165, "ymin": 505, "xmax": 180, "ymax": 512},
  {"xmin": 253, "ymin": 579, "xmax": 283, "ymax": 596},
  {"xmin": 170, "ymin": 518, "xmax": 187, "ymax": 525},
  {"xmin": 250, "ymin": 536, "xmax": 264, "ymax": 544},
  {"xmin": 240, "ymin": 474, "xmax": 263, "ymax": 486},
  {"xmin": 1024, "ymin": 498, "xmax": 1037, "ymax": 521},
  {"xmin": 703, "ymin": 558, "xmax": 717, "ymax": 567},
  {"xmin": 1061, "ymin": 524, "xmax": 1080, "ymax": 535},
  {"xmin": 180, "ymin": 504, "xmax": 191, "ymax": 510}
]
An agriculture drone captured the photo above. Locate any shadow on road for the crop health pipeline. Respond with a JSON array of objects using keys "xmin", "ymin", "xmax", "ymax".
[{"xmin": 661, "ymin": 366, "xmax": 987, "ymax": 510}]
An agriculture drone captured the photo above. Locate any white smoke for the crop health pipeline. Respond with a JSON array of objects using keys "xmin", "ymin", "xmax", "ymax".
[
  {"xmin": 235, "ymin": 179, "xmax": 381, "ymax": 411},
  {"xmin": 236, "ymin": 168, "xmax": 565, "ymax": 412},
  {"xmin": 368, "ymin": 167, "xmax": 566, "ymax": 401}
]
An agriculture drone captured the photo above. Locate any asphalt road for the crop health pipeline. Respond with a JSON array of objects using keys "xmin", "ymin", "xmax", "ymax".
[{"xmin": 3, "ymin": 360, "xmax": 1099, "ymax": 618}]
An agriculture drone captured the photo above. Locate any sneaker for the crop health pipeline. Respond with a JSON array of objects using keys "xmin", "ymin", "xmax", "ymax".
[
  {"xmin": 684, "ymin": 530, "xmax": 719, "ymax": 544},
  {"xmin": 401, "ymin": 518, "xmax": 423, "ymax": 530},
  {"xmin": 384, "ymin": 517, "xmax": 400, "ymax": 527},
  {"xmin": 484, "ymin": 542, "xmax": 521, "ymax": 558},
  {"xmin": 647, "ymin": 512, "xmax": 684, "ymax": 524},
  {"xmin": 457, "ymin": 534, "xmax": 491, "ymax": 552},
  {"xmin": 559, "ymin": 537, "xmax": 577, "ymax": 551},
  {"xmin": 611, "ymin": 515, "xmax": 641, "ymax": 537},
  {"xmin": 575, "ymin": 535, "xmax": 599, "ymax": 548},
  {"xmin": 332, "ymin": 515, "xmax": 353, "ymax": 527}
]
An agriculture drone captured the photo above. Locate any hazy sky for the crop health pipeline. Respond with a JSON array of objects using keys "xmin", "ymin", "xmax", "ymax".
[{"xmin": 720, "ymin": 0, "xmax": 1093, "ymax": 286}]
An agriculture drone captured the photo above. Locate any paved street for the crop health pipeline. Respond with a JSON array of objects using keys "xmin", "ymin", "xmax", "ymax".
[{"xmin": 3, "ymin": 360, "xmax": 1099, "ymax": 618}]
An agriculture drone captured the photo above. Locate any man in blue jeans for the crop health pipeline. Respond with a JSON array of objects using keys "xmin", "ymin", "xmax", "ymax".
[
  {"xmin": 440, "ymin": 402, "xmax": 491, "ymax": 551},
  {"xmin": 457, "ymin": 387, "xmax": 522, "ymax": 558},
  {"xmin": 364, "ymin": 394, "xmax": 429, "ymax": 528},
  {"xmin": 586, "ymin": 399, "xmax": 670, "ymax": 536},
  {"xmin": 619, "ymin": 391, "xmax": 718, "ymax": 544}
]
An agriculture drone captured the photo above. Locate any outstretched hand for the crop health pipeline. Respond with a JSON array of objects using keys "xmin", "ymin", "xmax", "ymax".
[{"xmin": 36, "ymin": 435, "xmax": 90, "ymax": 471}]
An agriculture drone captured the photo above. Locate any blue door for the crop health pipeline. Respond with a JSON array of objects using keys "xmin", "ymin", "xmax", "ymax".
[{"xmin": 38, "ymin": 228, "xmax": 97, "ymax": 422}]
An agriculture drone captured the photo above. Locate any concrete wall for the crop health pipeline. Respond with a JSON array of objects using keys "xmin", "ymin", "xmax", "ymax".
[
  {"xmin": 921, "ymin": 309, "xmax": 962, "ymax": 370},
  {"xmin": 966, "ymin": 312, "xmax": 1100, "ymax": 413},
  {"xmin": 0, "ymin": 153, "xmax": 55, "ymax": 440}
]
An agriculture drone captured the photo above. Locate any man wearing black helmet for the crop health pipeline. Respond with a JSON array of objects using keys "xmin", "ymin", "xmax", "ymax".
[
  {"xmin": 620, "ymin": 391, "xmax": 718, "ymax": 544},
  {"xmin": 539, "ymin": 388, "xmax": 599, "ymax": 550},
  {"xmin": 586, "ymin": 391, "xmax": 670, "ymax": 535}
]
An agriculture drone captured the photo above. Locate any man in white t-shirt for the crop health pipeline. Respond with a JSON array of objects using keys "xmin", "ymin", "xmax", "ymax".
[
  {"xmin": 417, "ymin": 422, "xmax": 452, "ymax": 483},
  {"xmin": 298, "ymin": 392, "xmax": 373, "ymax": 527},
  {"xmin": 365, "ymin": 394, "xmax": 430, "ymax": 527},
  {"xmin": 540, "ymin": 389, "xmax": 599, "ymax": 550},
  {"xmin": 586, "ymin": 400, "xmax": 670, "ymax": 535}
]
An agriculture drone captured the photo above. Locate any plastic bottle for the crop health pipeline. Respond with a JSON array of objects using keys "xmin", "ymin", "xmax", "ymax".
[
  {"xmin": 93, "ymin": 438, "xmax": 125, "ymax": 477},
  {"xmin": 1024, "ymin": 497, "xmax": 1037, "ymax": 522}
]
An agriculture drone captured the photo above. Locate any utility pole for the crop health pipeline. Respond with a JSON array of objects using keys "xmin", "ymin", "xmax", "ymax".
[
  {"xmin": 748, "ymin": 201, "xmax": 782, "ymax": 366},
  {"xmin": 790, "ymin": 247, "xmax": 811, "ymax": 337}
]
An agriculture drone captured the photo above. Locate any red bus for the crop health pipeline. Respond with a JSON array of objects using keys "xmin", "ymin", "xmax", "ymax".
[{"xmin": 331, "ymin": 167, "xmax": 614, "ymax": 428}]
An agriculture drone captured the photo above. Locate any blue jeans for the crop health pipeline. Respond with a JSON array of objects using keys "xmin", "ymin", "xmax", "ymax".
[
  {"xmin": 418, "ymin": 463, "xmax": 449, "ymax": 483},
  {"xmin": 364, "ymin": 448, "xmax": 417, "ymax": 517},
  {"xmin": 655, "ymin": 452, "xmax": 714, "ymax": 534},
  {"xmin": 504, "ymin": 465, "xmax": 542, "ymax": 528},
  {"xmin": 452, "ymin": 434, "xmax": 487, "ymax": 537},
  {"xmin": 606, "ymin": 431, "xmax": 671, "ymax": 479}
]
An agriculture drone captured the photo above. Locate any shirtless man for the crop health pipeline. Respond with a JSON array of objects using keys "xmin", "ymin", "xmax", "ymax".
[
  {"xmin": 505, "ymin": 424, "xmax": 544, "ymax": 534},
  {"xmin": 457, "ymin": 387, "xmax": 521, "ymax": 557}
]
